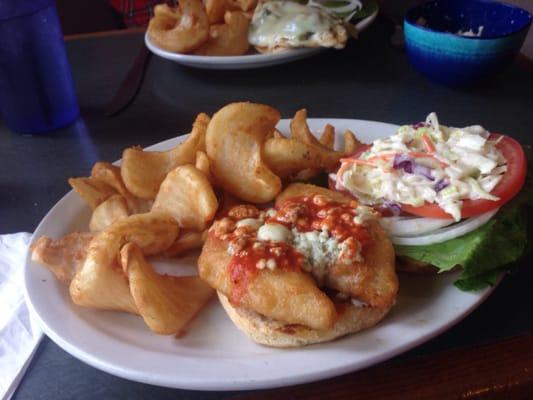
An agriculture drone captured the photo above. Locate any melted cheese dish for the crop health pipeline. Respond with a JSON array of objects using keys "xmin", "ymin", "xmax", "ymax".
[{"xmin": 248, "ymin": 1, "xmax": 348, "ymax": 51}]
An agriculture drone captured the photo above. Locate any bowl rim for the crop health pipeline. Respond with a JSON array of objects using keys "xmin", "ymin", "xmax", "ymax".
[{"xmin": 404, "ymin": 0, "xmax": 533, "ymax": 41}]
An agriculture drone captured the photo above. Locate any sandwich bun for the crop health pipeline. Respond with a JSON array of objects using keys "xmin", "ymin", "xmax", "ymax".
[{"xmin": 218, "ymin": 291, "xmax": 392, "ymax": 347}]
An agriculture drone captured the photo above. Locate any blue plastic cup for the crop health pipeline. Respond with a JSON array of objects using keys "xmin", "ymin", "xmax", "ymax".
[{"xmin": 0, "ymin": 0, "xmax": 79, "ymax": 134}]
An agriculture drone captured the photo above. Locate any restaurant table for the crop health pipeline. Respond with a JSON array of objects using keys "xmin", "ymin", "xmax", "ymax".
[{"xmin": 3, "ymin": 18, "xmax": 533, "ymax": 400}]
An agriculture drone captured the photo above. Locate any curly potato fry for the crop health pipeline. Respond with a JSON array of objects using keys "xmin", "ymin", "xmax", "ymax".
[
  {"xmin": 206, "ymin": 102, "xmax": 282, "ymax": 203},
  {"xmin": 147, "ymin": 2, "xmax": 209, "ymax": 53},
  {"xmin": 319, "ymin": 124, "xmax": 335, "ymax": 150},
  {"xmin": 344, "ymin": 129, "xmax": 364, "ymax": 155},
  {"xmin": 205, "ymin": 0, "xmax": 226, "ymax": 24},
  {"xmin": 263, "ymin": 137, "xmax": 342, "ymax": 178},
  {"xmin": 152, "ymin": 164, "xmax": 218, "ymax": 231},
  {"xmin": 31, "ymin": 232, "xmax": 95, "ymax": 285},
  {"xmin": 194, "ymin": 11, "xmax": 250, "ymax": 56},
  {"xmin": 121, "ymin": 113, "xmax": 209, "ymax": 200},
  {"xmin": 68, "ymin": 177, "xmax": 117, "ymax": 210},
  {"xmin": 89, "ymin": 195, "xmax": 130, "ymax": 232},
  {"xmin": 121, "ymin": 243, "xmax": 214, "ymax": 335},
  {"xmin": 164, "ymin": 229, "xmax": 207, "ymax": 257},
  {"xmin": 226, "ymin": 0, "xmax": 257, "ymax": 12},
  {"xmin": 69, "ymin": 212, "xmax": 179, "ymax": 314}
]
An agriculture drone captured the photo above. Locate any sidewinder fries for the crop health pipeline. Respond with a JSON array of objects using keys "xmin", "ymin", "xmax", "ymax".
[
  {"xmin": 70, "ymin": 212, "xmax": 179, "ymax": 313},
  {"xmin": 121, "ymin": 113, "xmax": 209, "ymax": 199},
  {"xmin": 152, "ymin": 164, "xmax": 218, "ymax": 231},
  {"xmin": 206, "ymin": 102, "xmax": 282, "ymax": 203},
  {"xmin": 121, "ymin": 243, "xmax": 214, "ymax": 335}
]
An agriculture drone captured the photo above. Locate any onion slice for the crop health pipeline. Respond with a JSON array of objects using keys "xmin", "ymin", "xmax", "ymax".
[
  {"xmin": 391, "ymin": 209, "xmax": 499, "ymax": 246},
  {"xmin": 380, "ymin": 216, "xmax": 454, "ymax": 237}
]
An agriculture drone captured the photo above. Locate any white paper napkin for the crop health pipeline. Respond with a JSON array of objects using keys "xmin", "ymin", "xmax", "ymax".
[{"xmin": 0, "ymin": 233, "xmax": 43, "ymax": 400}]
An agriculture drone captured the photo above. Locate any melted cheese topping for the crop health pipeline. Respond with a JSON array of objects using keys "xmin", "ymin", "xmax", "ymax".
[{"xmin": 248, "ymin": 1, "xmax": 348, "ymax": 50}]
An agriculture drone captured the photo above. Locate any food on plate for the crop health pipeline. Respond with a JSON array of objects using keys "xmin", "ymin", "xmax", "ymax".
[
  {"xmin": 193, "ymin": 11, "xmax": 251, "ymax": 56},
  {"xmin": 121, "ymin": 112, "xmax": 209, "ymax": 199},
  {"xmin": 147, "ymin": 0, "xmax": 378, "ymax": 56},
  {"xmin": 33, "ymin": 103, "xmax": 357, "ymax": 339},
  {"xmin": 147, "ymin": 0, "xmax": 251, "ymax": 55},
  {"xmin": 343, "ymin": 129, "xmax": 363, "ymax": 154},
  {"xmin": 333, "ymin": 113, "xmax": 529, "ymax": 289},
  {"xmin": 248, "ymin": 1, "xmax": 348, "ymax": 53},
  {"xmin": 70, "ymin": 212, "xmax": 179, "ymax": 314},
  {"xmin": 164, "ymin": 229, "xmax": 208, "ymax": 257},
  {"xmin": 206, "ymin": 102, "xmax": 283, "ymax": 203},
  {"xmin": 147, "ymin": 1, "xmax": 209, "ymax": 53},
  {"xmin": 226, "ymin": 0, "xmax": 258, "ymax": 13},
  {"xmin": 319, "ymin": 123, "xmax": 335, "ymax": 149},
  {"xmin": 152, "ymin": 164, "xmax": 218, "ymax": 231},
  {"xmin": 198, "ymin": 184, "xmax": 398, "ymax": 347},
  {"xmin": 205, "ymin": 0, "xmax": 227, "ymax": 24},
  {"xmin": 31, "ymin": 232, "xmax": 95, "ymax": 285},
  {"xmin": 89, "ymin": 194, "xmax": 130, "ymax": 232},
  {"xmin": 68, "ymin": 176, "xmax": 118, "ymax": 210},
  {"xmin": 121, "ymin": 243, "xmax": 214, "ymax": 335}
]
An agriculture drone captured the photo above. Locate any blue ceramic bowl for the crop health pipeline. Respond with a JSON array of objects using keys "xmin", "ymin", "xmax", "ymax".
[{"xmin": 404, "ymin": 0, "xmax": 532, "ymax": 86}]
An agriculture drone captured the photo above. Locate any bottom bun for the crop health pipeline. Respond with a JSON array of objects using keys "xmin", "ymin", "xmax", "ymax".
[{"xmin": 218, "ymin": 292, "xmax": 393, "ymax": 348}]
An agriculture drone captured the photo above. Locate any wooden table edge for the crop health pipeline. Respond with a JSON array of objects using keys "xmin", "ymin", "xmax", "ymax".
[{"xmin": 232, "ymin": 332, "xmax": 533, "ymax": 400}]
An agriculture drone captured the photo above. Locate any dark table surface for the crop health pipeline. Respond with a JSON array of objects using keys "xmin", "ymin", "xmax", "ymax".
[{"xmin": 3, "ymin": 18, "xmax": 533, "ymax": 399}]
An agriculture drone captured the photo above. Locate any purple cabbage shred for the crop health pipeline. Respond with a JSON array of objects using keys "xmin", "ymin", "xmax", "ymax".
[
  {"xmin": 382, "ymin": 199, "xmax": 402, "ymax": 216},
  {"xmin": 393, "ymin": 154, "xmax": 435, "ymax": 181},
  {"xmin": 434, "ymin": 179, "xmax": 449, "ymax": 192}
]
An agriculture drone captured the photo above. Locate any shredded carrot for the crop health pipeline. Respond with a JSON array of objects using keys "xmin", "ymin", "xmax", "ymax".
[
  {"xmin": 367, "ymin": 151, "xmax": 398, "ymax": 162},
  {"xmin": 339, "ymin": 158, "xmax": 378, "ymax": 167},
  {"xmin": 421, "ymin": 134, "xmax": 436, "ymax": 153}
]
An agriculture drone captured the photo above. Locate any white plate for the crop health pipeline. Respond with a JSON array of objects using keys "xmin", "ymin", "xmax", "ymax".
[
  {"xmin": 24, "ymin": 118, "xmax": 498, "ymax": 391},
  {"xmin": 144, "ymin": 8, "xmax": 378, "ymax": 69}
]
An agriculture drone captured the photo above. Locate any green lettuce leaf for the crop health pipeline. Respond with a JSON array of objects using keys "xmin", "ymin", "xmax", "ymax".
[{"xmin": 395, "ymin": 145, "xmax": 533, "ymax": 291}]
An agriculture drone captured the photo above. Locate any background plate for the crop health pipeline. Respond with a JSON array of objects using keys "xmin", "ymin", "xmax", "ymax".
[
  {"xmin": 24, "ymin": 118, "xmax": 497, "ymax": 391},
  {"xmin": 144, "ymin": 8, "xmax": 378, "ymax": 69}
]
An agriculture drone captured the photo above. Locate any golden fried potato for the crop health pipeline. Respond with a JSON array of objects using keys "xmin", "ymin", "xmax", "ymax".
[
  {"xmin": 31, "ymin": 232, "xmax": 95, "ymax": 285},
  {"xmin": 320, "ymin": 124, "xmax": 335, "ymax": 149},
  {"xmin": 344, "ymin": 129, "xmax": 363, "ymax": 155},
  {"xmin": 262, "ymin": 137, "xmax": 342, "ymax": 178},
  {"xmin": 91, "ymin": 162, "xmax": 127, "ymax": 197},
  {"xmin": 152, "ymin": 165, "xmax": 218, "ymax": 231},
  {"xmin": 121, "ymin": 113, "xmax": 209, "ymax": 200},
  {"xmin": 89, "ymin": 195, "xmax": 130, "ymax": 232},
  {"xmin": 91, "ymin": 162, "xmax": 149, "ymax": 213},
  {"xmin": 290, "ymin": 109, "xmax": 326, "ymax": 148},
  {"xmin": 195, "ymin": 150, "xmax": 212, "ymax": 182},
  {"xmin": 198, "ymin": 233, "xmax": 336, "ymax": 330},
  {"xmin": 273, "ymin": 129, "xmax": 284, "ymax": 139},
  {"xmin": 193, "ymin": 11, "xmax": 250, "ymax": 56},
  {"xmin": 164, "ymin": 229, "xmax": 207, "ymax": 257},
  {"xmin": 68, "ymin": 177, "xmax": 116, "ymax": 209},
  {"xmin": 226, "ymin": 0, "xmax": 257, "ymax": 12},
  {"xmin": 147, "ymin": 2, "xmax": 209, "ymax": 53},
  {"xmin": 275, "ymin": 182, "xmax": 356, "ymax": 205},
  {"xmin": 206, "ymin": 102, "xmax": 282, "ymax": 203},
  {"xmin": 121, "ymin": 243, "xmax": 214, "ymax": 335},
  {"xmin": 205, "ymin": 0, "xmax": 226, "ymax": 24},
  {"xmin": 69, "ymin": 212, "xmax": 179, "ymax": 313}
]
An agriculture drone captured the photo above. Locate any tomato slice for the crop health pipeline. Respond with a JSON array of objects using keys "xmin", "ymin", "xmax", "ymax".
[{"xmin": 401, "ymin": 134, "xmax": 527, "ymax": 219}]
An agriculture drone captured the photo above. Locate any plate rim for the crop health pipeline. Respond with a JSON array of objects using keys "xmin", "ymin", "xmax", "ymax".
[{"xmin": 24, "ymin": 117, "xmax": 499, "ymax": 391}]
